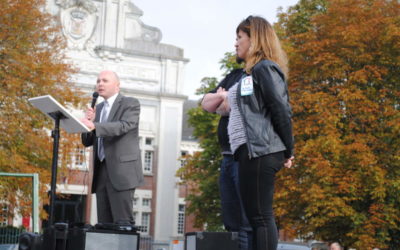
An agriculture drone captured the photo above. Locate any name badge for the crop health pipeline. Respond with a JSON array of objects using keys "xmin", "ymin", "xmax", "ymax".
[{"xmin": 241, "ymin": 76, "xmax": 253, "ymax": 96}]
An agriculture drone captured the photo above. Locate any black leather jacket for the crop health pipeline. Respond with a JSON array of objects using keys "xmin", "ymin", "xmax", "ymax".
[{"xmin": 237, "ymin": 60, "xmax": 294, "ymax": 159}]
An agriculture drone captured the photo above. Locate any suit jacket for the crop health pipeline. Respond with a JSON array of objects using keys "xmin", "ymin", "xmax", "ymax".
[{"xmin": 81, "ymin": 93, "xmax": 144, "ymax": 193}]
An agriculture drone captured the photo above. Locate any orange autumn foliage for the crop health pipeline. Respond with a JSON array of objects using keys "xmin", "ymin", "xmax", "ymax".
[
  {"xmin": 274, "ymin": 0, "xmax": 400, "ymax": 248},
  {"xmin": 0, "ymin": 0, "xmax": 84, "ymax": 221}
]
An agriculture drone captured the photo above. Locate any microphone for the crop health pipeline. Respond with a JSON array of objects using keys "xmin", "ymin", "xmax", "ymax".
[{"xmin": 91, "ymin": 92, "xmax": 99, "ymax": 108}]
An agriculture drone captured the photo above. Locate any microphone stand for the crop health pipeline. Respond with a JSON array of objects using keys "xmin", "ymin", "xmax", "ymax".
[{"xmin": 48, "ymin": 111, "xmax": 67, "ymax": 226}]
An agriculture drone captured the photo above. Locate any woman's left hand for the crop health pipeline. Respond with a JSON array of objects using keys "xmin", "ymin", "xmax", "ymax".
[{"xmin": 283, "ymin": 156, "xmax": 294, "ymax": 168}]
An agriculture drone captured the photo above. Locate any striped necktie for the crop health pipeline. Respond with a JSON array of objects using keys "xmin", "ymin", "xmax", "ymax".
[{"xmin": 98, "ymin": 101, "xmax": 109, "ymax": 161}]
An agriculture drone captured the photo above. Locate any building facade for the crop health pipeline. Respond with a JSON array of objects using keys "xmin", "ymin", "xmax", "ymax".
[{"xmin": 43, "ymin": 0, "xmax": 201, "ymax": 248}]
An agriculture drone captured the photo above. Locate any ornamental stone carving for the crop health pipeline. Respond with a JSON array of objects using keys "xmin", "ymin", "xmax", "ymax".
[{"xmin": 57, "ymin": 0, "xmax": 97, "ymax": 51}]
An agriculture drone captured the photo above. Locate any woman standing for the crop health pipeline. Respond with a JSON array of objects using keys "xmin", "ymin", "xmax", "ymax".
[{"xmin": 226, "ymin": 16, "xmax": 294, "ymax": 250}]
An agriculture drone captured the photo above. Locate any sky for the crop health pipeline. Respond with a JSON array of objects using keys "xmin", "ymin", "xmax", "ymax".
[{"xmin": 133, "ymin": 0, "xmax": 299, "ymax": 99}]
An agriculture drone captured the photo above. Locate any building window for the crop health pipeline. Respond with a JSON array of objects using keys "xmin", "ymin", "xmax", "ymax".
[
  {"xmin": 140, "ymin": 213, "xmax": 150, "ymax": 234},
  {"xmin": 180, "ymin": 151, "xmax": 188, "ymax": 167},
  {"xmin": 142, "ymin": 198, "xmax": 151, "ymax": 208},
  {"xmin": 144, "ymin": 151, "xmax": 153, "ymax": 172},
  {"xmin": 74, "ymin": 146, "xmax": 85, "ymax": 166},
  {"xmin": 0, "ymin": 204, "xmax": 9, "ymax": 226},
  {"xmin": 145, "ymin": 138, "xmax": 153, "ymax": 145},
  {"xmin": 139, "ymin": 136, "xmax": 155, "ymax": 174},
  {"xmin": 133, "ymin": 198, "xmax": 138, "ymax": 207},
  {"xmin": 177, "ymin": 204, "xmax": 185, "ymax": 235},
  {"xmin": 133, "ymin": 212, "xmax": 137, "ymax": 223}
]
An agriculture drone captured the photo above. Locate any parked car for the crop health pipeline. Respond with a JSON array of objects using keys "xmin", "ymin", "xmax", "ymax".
[
  {"xmin": 311, "ymin": 241, "xmax": 329, "ymax": 250},
  {"xmin": 278, "ymin": 242, "xmax": 311, "ymax": 250}
]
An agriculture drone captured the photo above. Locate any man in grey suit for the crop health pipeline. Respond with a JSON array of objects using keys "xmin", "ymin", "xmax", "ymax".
[{"xmin": 81, "ymin": 70, "xmax": 144, "ymax": 224}]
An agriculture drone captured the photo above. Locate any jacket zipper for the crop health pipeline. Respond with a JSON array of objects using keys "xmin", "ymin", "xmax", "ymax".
[{"xmin": 237, "ymin": 76, "xmax": 254, "ymax": 160}]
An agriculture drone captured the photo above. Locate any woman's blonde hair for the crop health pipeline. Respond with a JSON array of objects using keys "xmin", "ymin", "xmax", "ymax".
[{"xmin": 237, "ymin": 16, "xmax": 288, "ymax": 77}]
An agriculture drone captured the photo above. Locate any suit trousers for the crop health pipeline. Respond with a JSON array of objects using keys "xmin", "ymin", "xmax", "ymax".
[{"xmin": 96, "ymin": 160, "xmax": 135, "ymax": 224}]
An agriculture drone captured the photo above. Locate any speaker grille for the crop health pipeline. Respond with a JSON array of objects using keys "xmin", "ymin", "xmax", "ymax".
[{"xmin": 84, "ymin": 231, "xmax": 138, "ymax": 250}]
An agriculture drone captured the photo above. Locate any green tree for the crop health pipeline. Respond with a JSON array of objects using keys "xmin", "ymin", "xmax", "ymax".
[
  {"xmin": 0, "ymin": 0, "xmax": 83, "ymax": 221},
  {"xmin": 177, "ymin": 76, "xmax": 222, "ymax": 230},
  {"xmin": 219, "ymin": 52, "xmax": 245, "ymax": 76},
  {"xmin": 274, "ymin": 0, "xmax": 400, "ymax": 248},
  {"xmin": 177, "ymin": 53, "xmax": 242, "ymax": 230}
]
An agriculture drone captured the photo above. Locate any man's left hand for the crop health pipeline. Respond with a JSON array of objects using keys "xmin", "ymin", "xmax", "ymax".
[{"xmin": 81, "ymin": 118, "xmax": 95, "ymax": 131}]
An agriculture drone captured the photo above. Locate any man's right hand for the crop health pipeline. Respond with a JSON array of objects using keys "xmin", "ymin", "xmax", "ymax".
[{"xmin": 85, "ymin": 107, "xmax": 95, "ymax": 121}]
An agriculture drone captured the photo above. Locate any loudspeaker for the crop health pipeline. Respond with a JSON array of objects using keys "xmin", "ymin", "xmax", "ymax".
[
  {"xmin": 83, "ymin": 229, "xmax": 139, "ymax": 250},
  {"xmin": 42, "ymin": 223, "xmax": 69, "ymax": 250},
  {"xmin": 185, "ymin": 232, "xmax": 240, "ymax": 250},
  {"xmin": 66, "ymin": 225, "xmax": 91, "ymax": 250},
  {"xmin": 18, "ymin": 232, "xmax": 43, "ymax": 250}
]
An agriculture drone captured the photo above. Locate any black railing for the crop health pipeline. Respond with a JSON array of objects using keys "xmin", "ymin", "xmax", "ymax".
[{"xmin": 0, "ymin": 226, "xmax": 25, "ymax": 244}]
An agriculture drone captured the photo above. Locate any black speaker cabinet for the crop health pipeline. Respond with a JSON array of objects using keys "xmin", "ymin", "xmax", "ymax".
[
  {"xmin": 185, "ymin": 232, "xmax": 239, "ymax": 250},
  {"xmin": 43, "ymin": 223, "xmax": 69, "ymax": 250},
  {"xmin": 66, "ymin": 226, "xmax": 90, "ymax": 250},
  {"xmin": 82, "ymin": 229, "xmax": 139, "ymax": 250}
]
